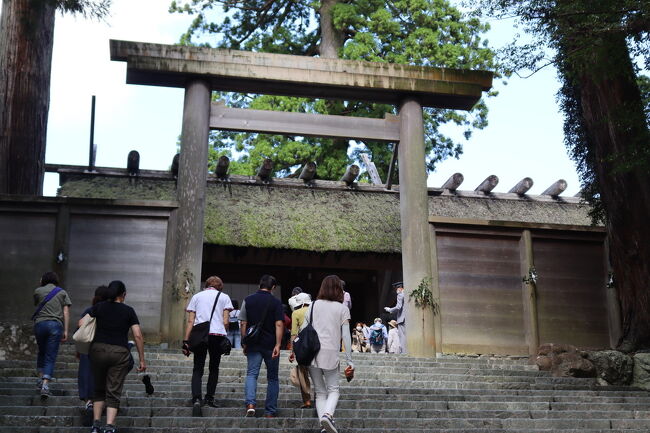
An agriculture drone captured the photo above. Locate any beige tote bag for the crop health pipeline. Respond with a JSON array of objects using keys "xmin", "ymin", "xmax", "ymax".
[{"xmin": 73, "ymin": 313, "xmax": 96, "ymax": 355}]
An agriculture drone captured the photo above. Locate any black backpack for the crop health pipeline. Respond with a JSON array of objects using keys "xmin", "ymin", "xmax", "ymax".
[{"xmin": 293, "ymin": 301, "xmax": 321, "ymax": 366}]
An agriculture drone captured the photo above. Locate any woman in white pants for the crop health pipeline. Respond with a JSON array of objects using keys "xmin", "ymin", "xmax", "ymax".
[{"xmin": 303, "ymin": 275, "xmax": 353, "ymax": 433}]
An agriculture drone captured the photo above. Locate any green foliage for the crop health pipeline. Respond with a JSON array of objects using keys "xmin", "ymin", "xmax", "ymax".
[
  {"xmin": 170, "ymin": 0, "xmax": 499, "ymax": 180},
  {"xmin": 640, "ymin": 75, "xmax": 650, "ymax": 127},
  {"xmin": 409, "ymin": 276, "xmax": 439, "ymax": 313},
  {"xmin": 473, "ymin": 0, "xmax": 650, "ymax": 222},
  {"xmin": 51, "ymin": 0, "xmax": 111, "ymax": 19}
]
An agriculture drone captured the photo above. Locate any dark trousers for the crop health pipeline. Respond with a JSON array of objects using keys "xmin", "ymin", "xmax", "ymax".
[
  {"xmin": 78, "ymin": 353, "xmax": 94, "ymax": 401},
  {"xmin": 192, "ymin": 335, "xmax": 225, "ymax": 399},
  {"xmin": 89, "ymin": 342, "xmax": 131, "ymax": 409}
]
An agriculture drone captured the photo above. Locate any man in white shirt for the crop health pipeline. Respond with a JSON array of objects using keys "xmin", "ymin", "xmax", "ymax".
[{"xmin": 183, "ymin": 276, "xmax": 233, "ymax": 415}]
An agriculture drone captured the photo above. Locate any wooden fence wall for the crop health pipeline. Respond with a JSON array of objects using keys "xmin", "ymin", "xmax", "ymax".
[
  {"xmin": 0, "ymin": 196, "xmax": 618, "ymax": 355},
  {"xmin": 0, "ymin": 196, "xmax": 176, "ymax": 341},
  {"xmin": 431, "ymin": 218, "xmax": 616, "ymax": 356}
]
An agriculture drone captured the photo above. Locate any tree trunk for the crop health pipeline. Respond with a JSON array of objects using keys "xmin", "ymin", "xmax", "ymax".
[
  {"xmin": 563, "ymin": 31, "xmax": 650, "ymax": 351},
  {"xmin": 318, "ymin": 0, "xmax": 344, "ymax": 59},
  {"xmin": 0, "ymin": 0, "xmax": 56, "ymax": 195}
]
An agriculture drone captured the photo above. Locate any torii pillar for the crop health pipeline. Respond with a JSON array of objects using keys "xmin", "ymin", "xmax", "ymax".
[
  {"xmin": 164, "ymin": 80, "xmax": 211, "ymax": 345},
  {"xmin": 398, "ymin": 98, "xmax": 436, "ymax": 357}
]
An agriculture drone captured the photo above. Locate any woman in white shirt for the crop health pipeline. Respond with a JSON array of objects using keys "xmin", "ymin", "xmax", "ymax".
[{"xmin": 303, "ymin": 275, "xmax": 353, "ymax": 433}]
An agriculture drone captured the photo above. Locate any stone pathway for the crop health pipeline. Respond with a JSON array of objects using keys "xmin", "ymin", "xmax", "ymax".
[{"xmin": 2, "ymin": 345, "xmax": 650, "ymax": 432}]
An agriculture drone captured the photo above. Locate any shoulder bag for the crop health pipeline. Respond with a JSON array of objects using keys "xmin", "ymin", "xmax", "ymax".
[
  {"xmin": 293, "ymin": 300, "xmax": 321, "ymax": 366},
  {"xmin": 73, "ymin": 313, "xmax": 96, "ymax": 355},
  {"xmin": 241, "ymin": 295, "xmax": 273, "ymax": 346},
  {"xmin": 188, "ymin": 291, "xmax": 223, "ymax": 352},
  {"xmin": 31, "ymin": 286, "xmax": 63, "ymax": 321}
]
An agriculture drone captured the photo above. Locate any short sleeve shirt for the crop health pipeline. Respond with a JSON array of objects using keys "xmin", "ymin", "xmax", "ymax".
[
  {"xmin": 33, "ymin": 284, "xmax": 72, "ymax": 325},
  {"xmin": 291, "ymin": 306, "xmax": 308, "ymax": 337},
  {"xmin": 239, "ymin": 290, "xmax": 284, "ymax": 351},
  {"xmin": 304, "ymin": 300, "xmax": 350, "ymax": 370},
  {"xmin": 90, "ymin": 301, "xmax": 139, "ymax": 348},
  {"xmin": 186, "ymin": 289, "xmax": 234, "ymax": 335}
]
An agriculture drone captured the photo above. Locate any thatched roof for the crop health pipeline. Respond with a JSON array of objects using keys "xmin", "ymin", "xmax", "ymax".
[{"xmin": 57, "ymin": 168, "xmax": 598, "ymax": 253}]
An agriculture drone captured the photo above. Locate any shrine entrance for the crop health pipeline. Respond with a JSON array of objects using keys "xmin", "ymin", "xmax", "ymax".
[{"xmin": 111, "ymin": 40, "xmax": 493, "ymax": 355}]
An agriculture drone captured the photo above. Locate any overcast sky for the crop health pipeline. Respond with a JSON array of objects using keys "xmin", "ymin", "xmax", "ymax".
[{"xmin": 42, "ymin": 0, "xmax": 581, "ymax": 197}]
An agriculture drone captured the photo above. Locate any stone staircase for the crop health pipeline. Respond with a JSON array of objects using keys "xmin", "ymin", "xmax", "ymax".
[{"xmin": 2, "ymin": 344, "xmax": 650, "ymax": 432}]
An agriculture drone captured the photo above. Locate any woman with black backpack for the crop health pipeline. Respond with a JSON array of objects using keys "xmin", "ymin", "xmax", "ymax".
[{"xmin": 302, "ymin": 275, "xmax": 354, "ymax": 433}]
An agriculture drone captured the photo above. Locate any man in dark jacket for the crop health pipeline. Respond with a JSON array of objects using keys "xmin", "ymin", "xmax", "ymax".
[{"xmin": 239, "ymin": 275, "xmax": 284, "ymax": 417}]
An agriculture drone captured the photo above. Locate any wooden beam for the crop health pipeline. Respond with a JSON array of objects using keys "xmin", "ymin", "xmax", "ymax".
[
  {"xmin": 441, "ymin": 173, "xmax": 464, "ymax": 191},
  {"xmin": 475, "ymin": 175, "xmax": 499, "ymax": 194},
  {"xmin": 110, "ymin": 40, "xmax": 493, "ymax": 110},
  {"xmin": 385, "ymin": 142, "xmax": 399, "ymax": 190},
  {"xmin": 360, "ymin": 154, "xmax": 383, "ymax": 186},
  {"xmin": 429, "ymin": 216, "xmax": 606, "ymax": 233},
  {"xmin": 509, "ymin": 177, "xmax": 534, "ymax": 195},
  {"xmin": 542, "ymin": 179, "xmax": 568, "ymax": 197},
  {"xmin": 210, "ymin": 103, "xmax": 400, "ymax": 142}
]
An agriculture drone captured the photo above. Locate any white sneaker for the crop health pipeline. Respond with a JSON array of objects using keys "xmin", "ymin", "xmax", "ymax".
[{"xmin": 320, "ymin": 414, "xmax": 337, "ymax": 433}]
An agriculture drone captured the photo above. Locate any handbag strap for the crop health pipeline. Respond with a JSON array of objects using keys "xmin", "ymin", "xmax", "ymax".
[
  {"xmin": 31, "ymin": 286, "xmax": 63, "ymax": 321},
  {"xmin": 208, "ymin": 290, "xmax": 223, "ymax": 323},
  {"xmin": 308, "ymin": 300, "xmax": 316, "ymax": 324}
]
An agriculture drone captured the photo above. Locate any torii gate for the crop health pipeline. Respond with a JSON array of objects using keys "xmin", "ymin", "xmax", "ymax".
[{"xmin": 110, "ymin": 40, "xmax": 493, "ymax": 357}]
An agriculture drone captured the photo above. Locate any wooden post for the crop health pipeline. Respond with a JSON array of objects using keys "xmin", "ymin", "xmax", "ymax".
[
  {"xmin": 520, "ymin": 229, "xmax": 540, "ymax": 358},
  {"xmin": 167, "ymin": 79, "xmax": 211, "ymax": 345},
  {"xmin": 159, "ymin": 207, "xmax": 179, "ymax": 343},
  {"xmin": 52, "ymin": 204, "xmax": 70, "ymax": 285},
  {"xmin": 385, "ymin": 142, "xmax": 399, "ymax": 190},
  {"xmin": 429, "ymin": 224, "xmax": 442, "ymax": 356},
  {"xmin": 603, "ymin": 238, "xmax": 623, "ymax": 348},
  {"xmin": 360, "ymin": 153, "xmax": 382, "ymax": 186},
  {"xmin": 398, "ymin": 98, "xmax": 435, "ymax": 357}
]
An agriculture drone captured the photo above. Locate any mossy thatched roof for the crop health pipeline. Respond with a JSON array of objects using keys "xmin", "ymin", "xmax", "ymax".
[{"xmin": 58, "ymin": 171, "xmax": 597, "ymax": 253}]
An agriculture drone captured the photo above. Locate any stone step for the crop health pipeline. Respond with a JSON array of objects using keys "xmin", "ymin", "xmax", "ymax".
[
  {"xmin": 0, "ymin": 363, "xmax": 546, "ymax": 377},
  {"xmin": 4, "ymin": 345, "xmax": 649, "ymax": 433},
  {"xmin": 2, "ymin": 429, "xmax": 647, "ymax": 433},
  {"xmin": 4, "ymin": 414, "xmax": 650, "ymax": 429},
  {"xmin": 5, "ymin": 404, "xmax": 650, "ymax": 420},
  {"xmin": 5, "ymin": 392, "xmax": 650, "ymax": 409},
  {"xmin": 0, "ymin": 371, "xmax": 601, "ymax": 386},
  {"xmin": 2, "ymin": 383, "xmax": 648, "ymax": 401}
]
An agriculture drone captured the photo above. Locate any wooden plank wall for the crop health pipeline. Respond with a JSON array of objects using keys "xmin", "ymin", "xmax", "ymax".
[
  {"xmin": 0, "ymin": 210, "xmax": 57, "ymax": 321},
  {"xmin": 0, "ymin": 198, "xmax": 174, "ymax": 342},
  {"xmin": 433, "ymin": 223, "xmax": 608, "ymax": 355},
  {"xmin": 533, "ymin": 234, "xmax": 609, "ymax": 349},
  {"xmin": 66, "ymin": 213, "xmax": 169, "ymax": 338},
  {"xmin": 436, "ymin": 230, "xmax": 527, "ymax": 355}
]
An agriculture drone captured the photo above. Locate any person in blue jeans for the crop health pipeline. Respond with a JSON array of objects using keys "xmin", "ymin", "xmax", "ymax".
[
  {"xmin": 239, "ymin": 275, "xmax": 284, "ymax": 417},
  {"xmin": 32, "ymin": 271, "xmax": 72, "ymax": 399}
]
